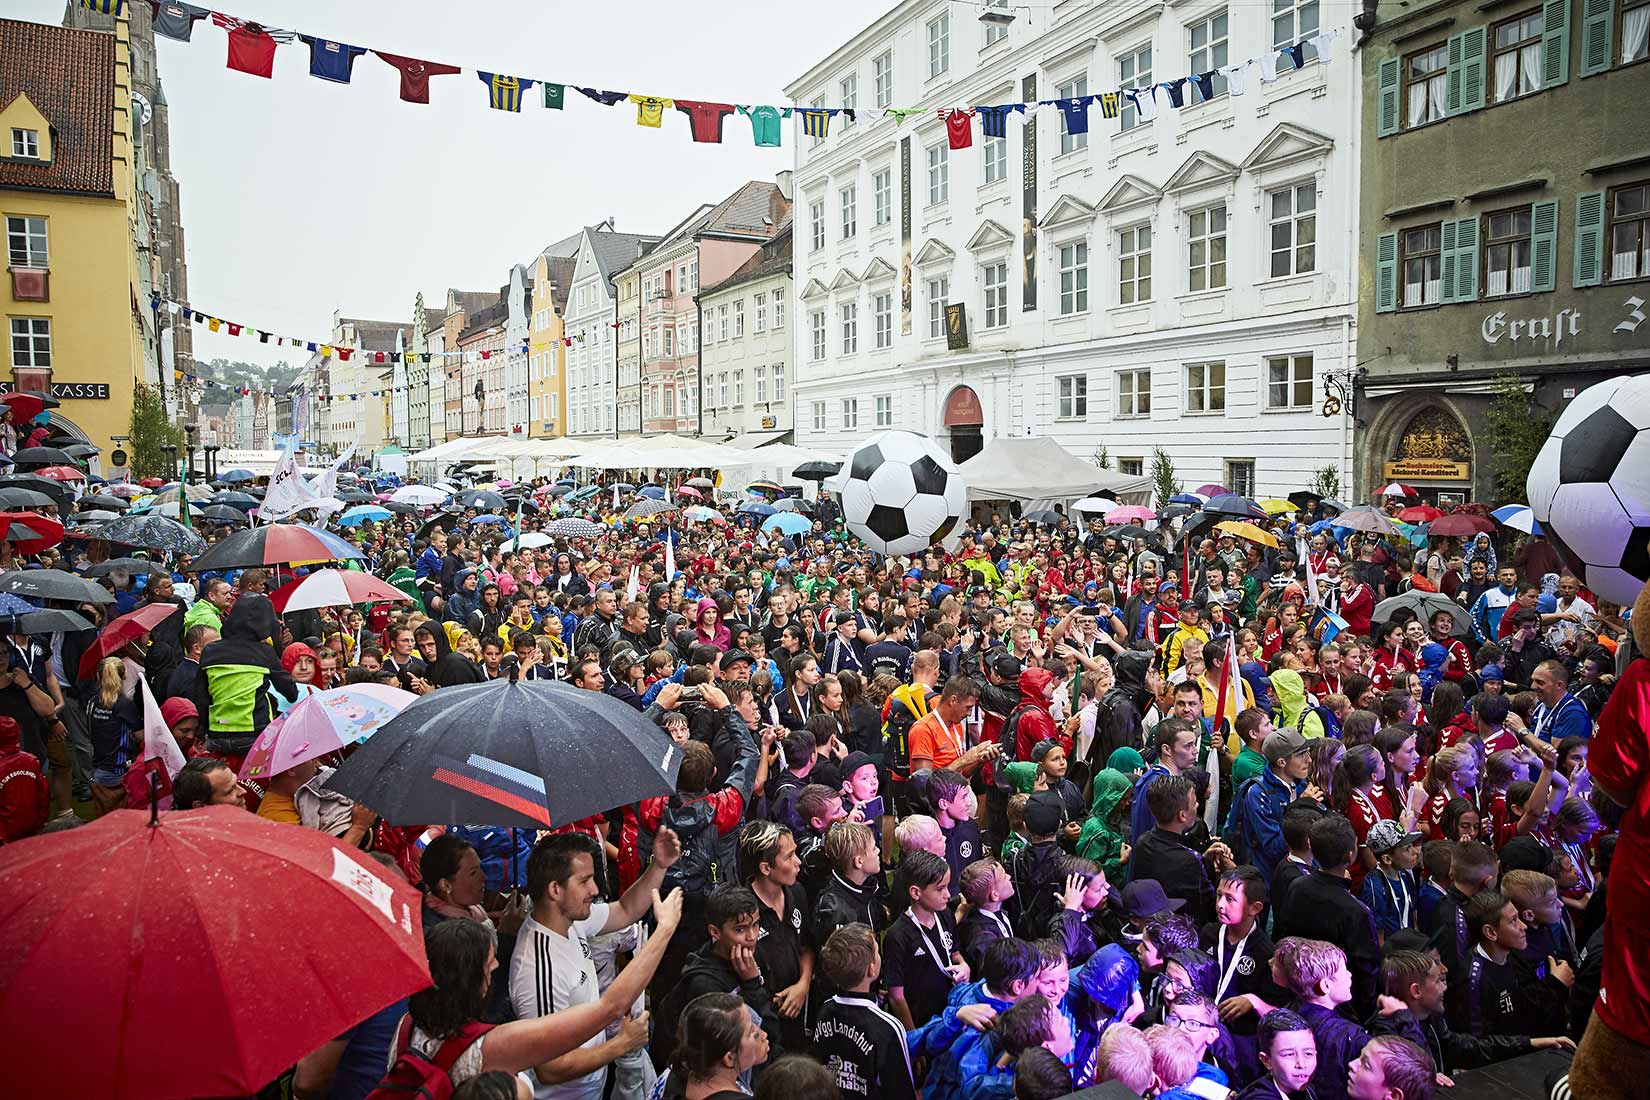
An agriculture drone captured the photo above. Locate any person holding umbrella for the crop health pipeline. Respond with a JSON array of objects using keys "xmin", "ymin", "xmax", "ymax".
[{"xmin": 194, "ymin": 595, "xmax": 301, "ymax": 802}]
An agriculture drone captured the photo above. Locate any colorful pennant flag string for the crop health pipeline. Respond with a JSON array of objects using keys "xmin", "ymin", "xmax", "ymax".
[{"xmin": 129, "ymin": 1, "xmax": 1339, "ymax": 149}]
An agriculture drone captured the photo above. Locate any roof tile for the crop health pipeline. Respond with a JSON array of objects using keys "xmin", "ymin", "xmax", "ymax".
[{"xmin": 0, "ymin": 18, "xmax": 115, "ymax": 196}]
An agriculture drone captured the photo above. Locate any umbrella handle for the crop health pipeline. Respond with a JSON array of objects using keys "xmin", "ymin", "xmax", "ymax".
[{"xmin": 148, "ymin": 768, "xmax": 160, "ymax": 827}]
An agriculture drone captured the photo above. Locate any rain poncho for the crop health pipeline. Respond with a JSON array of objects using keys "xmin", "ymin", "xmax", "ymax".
[
  {"xmin": 1270, "ymin": 667, "xmax": 1325, "ymax": 739},
  {"xmin": 1076, "ymin": 748, "xmax": 1142, "ymax": 882}
]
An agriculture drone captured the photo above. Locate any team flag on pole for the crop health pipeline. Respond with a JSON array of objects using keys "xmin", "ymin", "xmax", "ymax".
[
  {"xmin": 132, "ymin": 675, "xmax": 187, "ymax": 808},
  {"xmin": 664, "ymin": 527, "xmax": 676, "ymax": 581},
  {"xmin": 625, "ymin": 564, "xmax": 640, "ymax": 603},
  {"xmin": 1206, "ymin": 630, "xmax": 1242, "ymax": 831},
  {"xmin": 1298, "ymin": 534, "xmax": 1322, "ymax": 606}
]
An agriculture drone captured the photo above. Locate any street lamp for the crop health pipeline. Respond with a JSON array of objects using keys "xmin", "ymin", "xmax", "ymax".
[{"xmin": 184, "ymin": 424, "xmax": 198, "ymax": 484}]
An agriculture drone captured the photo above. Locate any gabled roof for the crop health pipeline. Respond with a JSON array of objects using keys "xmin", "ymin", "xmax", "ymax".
[
  {"xmin": 340, "ymin": 318, "xmax": 414, "ymax": 352},
  {"xmin": 457, "ymin": 299, "xmax": 507, "ymax": 342},
  {"xmin": 587, "ymin": 226, "xmax": 661, "ymax": 285},
  {"xmin": 542, "ymin": 256, "xmax": 577, "ymax": 315},
  {"xmin": 1242, "ymin": 122, "xmax": 1335, "ymax": 172},
  {"xmin": 446, "ymin": 289, "xmax": 498, "ymax": 319},
  {"xmin": 696, "ymin": 179, "xmax": 789, "ymax": 241},
  {"xmin": 0, "ymin": 19, "xmax": 114, "ymax": 196},
  {"xmin": 966, "ymin": 220, "xmax": 1015, "ymax": 252},
  {"xmin": 701, "ymin": 221, "xmax": 794, "ymax": 297}
]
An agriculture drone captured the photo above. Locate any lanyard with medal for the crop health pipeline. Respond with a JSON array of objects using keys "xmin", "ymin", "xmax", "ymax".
[{"xmin": 1215, "ymin": 928, "xmax": 1252, "ymax": 1002}]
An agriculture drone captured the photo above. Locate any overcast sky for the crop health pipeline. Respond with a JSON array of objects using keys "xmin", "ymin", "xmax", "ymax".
[{"xmin": 23, "ymin": 0, "xmax": 892, "ymax": 371}]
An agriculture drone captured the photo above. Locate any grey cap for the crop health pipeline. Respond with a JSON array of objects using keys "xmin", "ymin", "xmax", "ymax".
[{"xmin": 1262, "ymin": 728, "xmax": 1310, "ymax": 765}]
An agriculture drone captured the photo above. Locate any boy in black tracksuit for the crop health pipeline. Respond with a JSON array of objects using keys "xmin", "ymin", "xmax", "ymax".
[
  {"xmin": 812, "ymin": 820, "xmax": 886, "ymax": 947},
  {"xmin": 1452, "ymin": 889, "xmax": 1573, "ymax": 1040},
  {"xmin": 652, "ymin": 884, "xmax": 785, "ymax": 1069},
  {"xmin": 1371, "ymin": 947, "xmax": 1557, "ymax": 1076}
]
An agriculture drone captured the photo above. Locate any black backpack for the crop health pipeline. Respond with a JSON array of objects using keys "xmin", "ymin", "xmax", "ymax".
[{"xmin": 656, "ymin": 796, "xmax": 723, "ymax": 899}]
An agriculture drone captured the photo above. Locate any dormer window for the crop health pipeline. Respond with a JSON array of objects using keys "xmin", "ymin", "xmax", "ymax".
[{"xmin": 11, "ymin": 129, "xmax": 39, "ymax": 159}]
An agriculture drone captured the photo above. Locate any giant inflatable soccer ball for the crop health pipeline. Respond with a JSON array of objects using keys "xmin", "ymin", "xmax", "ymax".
[
  {"xmin": 1526, "ymin": 373, "xmax": 1650, "ymax": 607},
  {"xmin": 834, "ymin": 430, "xmax": 968, "ymax": 556}
]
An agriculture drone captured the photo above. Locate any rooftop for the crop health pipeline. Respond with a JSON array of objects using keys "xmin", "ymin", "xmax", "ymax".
[{"xmin": 0, "ymin": 18, "xmax": 116, "ymax": 196}]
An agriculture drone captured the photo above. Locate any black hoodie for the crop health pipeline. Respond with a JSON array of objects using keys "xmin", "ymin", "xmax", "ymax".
[
  {"xmin": 1096, "ymin": 650, "xmax": 1152, "ymax": 764},
  {"xmin": 651, "ymin": 939, "xmax": 784, "ymax": 1069},
  {"xmin": 426, "ymin": 622, "xmax": 484, "ymax": 688},
  {"xmin": 194, "ymin": 594, "xmax": 300, "ymax": 757}
]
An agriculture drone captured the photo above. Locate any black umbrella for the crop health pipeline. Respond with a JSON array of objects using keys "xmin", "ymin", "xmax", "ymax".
[
  {"xmin": 1203, "ymin": 493, "xmax": 1269, "ymax": 519},
  {"xmin": 622, "ymin": 499, "xmax": 677, "ymax": 521},
  {"xmin": 771, "ymin": 497, "xmax": 816, "ymax": 514},
  {"xmin": 0, "ymin": 568, "xmax": 113, "ymax": 605},
  {"xmin": 189, "ymin": 524, "xmax": 363, "ymax": 572},
  {"xmin": 86, "ymin": 558, "xmax": 166, "ymax": 578},
  {"xmin": 381, "ymin": 500, "xmax": 419, "ymax": 514},
  {"xmin": 325, "ymin": 677, "xmax": 681, "ymax": 828},
  {"xmin": 0, "ymin": 608, "xmax": 96, "ymax": 635},
  {"xmin": 544, "ymin": 485, "xmax": 573, "ymax": 498},
  {"xmin": 0, "ymin": 475, "xmax": 70, "ymax": 512},
  {"xmin": 78, "ymin": 494, "xmax": 129, "ymax": 512},
  {"xmin": 1373, "ymin": 591, "xmax": 1472, "ymax": 636},
  {"xmin": 202, "ymin": 505, "xmax": 250, "ymax": 525},
  {"xmin": 96, "ymin": 514, "xmax": 208, "ymax": 555},
  {"xmin": 1022, "ymin": 509, "xmax": 1063, "ymax": 526},
  {"xmin": 9, "ymin": 447, "xmax": 75, "ymax": 469},
  {"xmin": 1157, "ymin": 504, "xmax": 1197, "ymax": 520},
  {"xmin": 337, "ymin": 490, "xmax": 376, "ymax": 504},
  {"xmin": 209, "ymin": 491, "xmax": 258, "ymax": 510},
  {"xmin": 457, "ymin": 490, "xmax": 507, "ymax": 511},
  {"xmin": 543, "ymin": 518, "xmax": 606, "ymax": 539},
  {"xmin": 0, "ymin": 487, "xmax": 56, "ymax": 510},
  {"xmin": 792, "ymin": 460, "xmax": 841, "ymax": 482},
  {"xmin": 501, "ymin": 495, "xmax": 540, "ymax": 514},
  {"xmin": 1286, "ymin": 490, "xmax": 1322, "ymax": 510},
  {"xmin": 62, "ymin": 443, "xmax": 99, "ymax": 460},
  {"xmin": 1103, "ymin": 524, "xmax": 1154, "ymax": 543},
  {"xmin": 416, "ymin": 513, "xmax": 462, "ymax": 541}
]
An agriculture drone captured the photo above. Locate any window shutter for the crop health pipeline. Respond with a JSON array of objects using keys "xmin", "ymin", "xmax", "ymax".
[
  {"xmin": 1459, "ymin": 26, "xmax": 1488, "ymax": 111},
  {"xmin": 1376, "ymin": 232, "xmax": 1399, "ymax": 312},
  {"xmin": 1542, "ymin": 0, "xmax": 1572, "ymax": 86},
  {"xmin": 1529, "ymin": 200, "xmax": 1560, "ymax": 292},
  {"xmin": 1440, "ymin": 219, "xmax": 1460, "ymax": 302},
  {"xmin": 1453, "ymin": 216, "xmax": 1480, "ymax": 302},
  {"xmin": 1579, "ymin": 0, "xmax": 1615, "ymax": 74},
  {"xmin": 1573, "ymin": 190, "xmax": 1606, "ymax": 286},
  {"xmin": 1446, "ymin": 32, "xmax": 1466, "ymax": 114},
  {"xmin": 1377, "ymin": 58, "xmax": 1402, "ymax": 136}
]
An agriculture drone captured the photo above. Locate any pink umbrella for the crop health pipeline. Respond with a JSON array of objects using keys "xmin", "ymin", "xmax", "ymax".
[
  {"xmin": 1105, "ymin": 504, "xmax": 1158, "ymax": 523},
  {"xmin": 269, "ymin": 568, "xmax": 413, "ymax": 613},
  {"xmin": 239, "ymin": 684, "xmax": 418, "ymax": 783},
  {"xmin": 677, "ymin": 485, "xmax": 703, "ymax": 499},
  {"xmin": 1195, "ymin": 483, "xmax": 1230, "ymax": 496}
]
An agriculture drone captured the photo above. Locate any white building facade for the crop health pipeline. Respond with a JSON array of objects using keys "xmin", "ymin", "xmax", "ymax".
[
  {"xmin": 699, "ymin": 223, "xmax": 795, "ymax": 442},
  {"xmin": 787, "ymin": 0, "xmax": 1358, "ymax": 493},
  {"xmin": 505, "ymin": 263, "xmax": 532, "ymax": 437}
]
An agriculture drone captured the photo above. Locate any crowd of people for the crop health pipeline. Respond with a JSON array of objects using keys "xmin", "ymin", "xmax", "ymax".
[{"xmin": 0, "ymin": 469, "xmax": 1644, "ymax": 1100}]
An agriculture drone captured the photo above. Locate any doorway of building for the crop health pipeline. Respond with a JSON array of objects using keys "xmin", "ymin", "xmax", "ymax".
[{"xmin": 943, "ymin": 386, "xmax": 984, "ymax": 464}]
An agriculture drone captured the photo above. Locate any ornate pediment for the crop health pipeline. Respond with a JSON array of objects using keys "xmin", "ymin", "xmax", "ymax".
[
  {"xmin": 966, "ymin": 219, "xmax": 1015, "ymax": 252},
  {"xmin": 861, "ymin": 256, "xmax": 898, "ymax": 282},
  {"xmin": 1096, "ymin": 174, "xmax": 1162, "ymax": 215},
  {"xmin": 1241, "ymin": 123, "xmax": 1334, "ymax": 173},
  {"xmin": 1040, "ymin": 194, "xmax": 1097, "ymax": 230},
  {"xmin": 1163, "ymin": 151, "xmax": 1241, "ymax": 195},
  {"xmin": 914, "ymin": 239, "xmax": 956, "ymax": 265},
  {"xmin": 828, "ymin": 268, "xmax": 861, "ymax": 291},
  {"xmin": 799, "ymin": 277, "xmax": 830, "ymax": 300}
]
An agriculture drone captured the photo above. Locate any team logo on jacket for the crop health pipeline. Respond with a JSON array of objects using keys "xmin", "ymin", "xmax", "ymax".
[
  {"xmin": 1236, "ymin": 957, "xmax": 1256, "ymax": 975},
  {"xmin": 959, "ymin": 841, "xmax": 974, "ymax": 859},
  {"xmin": 791, "ymin": 908, "xmax": 804, "ymax": 932}
]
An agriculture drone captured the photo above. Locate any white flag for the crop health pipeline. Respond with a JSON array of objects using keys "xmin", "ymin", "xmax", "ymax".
[
  {"xmin": 612, "ymin": 482, "xmax": 621, "ymax": 513},
  {"xmin": 625, "ymin": 564, "xmax": 640, "ymax": 603},
  {"xmin": 262, "ymin": 446, "xmax": 322, "ymax": 520},
  {"xmin": 139, "ymin": 674, "xmax": 186, "ymax": 787},
  {"xmin": 1299, "ymin": 534, "xmax": 1321, "ymax": 606},
  {"xmin": 664, "ymin": 527, "xmax": 676, "ymax": 581},
  {"xmin": 312, "ymin": 443, "xmax": 357, "ymax": 522}
]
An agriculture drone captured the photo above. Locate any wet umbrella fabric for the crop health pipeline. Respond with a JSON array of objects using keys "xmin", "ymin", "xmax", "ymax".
[
  {"xmin": 97, "ymin": 514, "xmax": 208, "ymax": 555},
  {"xmin": 0, "ymin": 568, "xmax": 113, "ymax": 604},
  {"xmin": 77, "ymin": 602, "xmax": 183, "ymax": 680},
  {"xmin": 9, "ymin": 447, "xmax": 74, "ymax": 468},
  {"xmin": 190, "ymin": 524, "xmax": 363, "ymax": 572},
  {"xmin": 326, "ymin": 678, "xmax": 681, "ymax": 828},
  {"xmin": 1, "ymin": 607, "xmax": 94, "ymax": 635},
  {"xmin": 0, "ymin": 487, "xmax": 54, "ymax": 510},
  {"xmin": 622, "ymin": 499, "xmax": 677, "ymax": 521},
  {"xmin": 1373, "ymin": 591, "xmax": 1472, "ymax": 636},
  {"xmin": 0, "ymin": 806, "xmax": 430, "ymax": 1100},
  {"xmin": 792, "ymin": 460, "xmax": 840, "ymax": 482},
  {"xmin": 542, "ymin": 518, "xmax": 607, "ymax": 539}
]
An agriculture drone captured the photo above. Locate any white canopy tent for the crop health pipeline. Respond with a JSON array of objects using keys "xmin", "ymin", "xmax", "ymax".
[
  {"xmin": 957, "ymin": 437, "xmax": 1153, "ymax": 506},
  {"xmin": 406, "ymin": 437, "xmax": 503, "ymax": 464}
]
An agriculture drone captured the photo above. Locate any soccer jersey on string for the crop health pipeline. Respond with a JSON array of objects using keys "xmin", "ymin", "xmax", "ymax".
[
  {"xmin": 478, "ymin": 72, "xmax": 535, "ymax": 112},
  {"xmin": 374, "ymin": 52, "xmax": 460, "ymax": 104},
  {"xmin": 739, "ymin": 104, "xmax": 788, "ymax": 147},
  {"xmin": 1095, "ymin": 91, "xmax": 1121, "ymax": 119},
  {"xmin": 1158, "ymin": 79, "xmax": 1186, "ymax": 109},
  {"xmin": 675, "ymin": 100, "xmax": 736, "ymax": 143},
  {"xmin": 299, "ymin": 37, "xmax": 368, "ymax": 84},
  {"xmin": 797, "ymin": 107, "xmax": 838, "ymax": 139},
  {"xmin": 884, "ymin": 107, "xmax": 923, "ymax": 124},
  {"xmin": 576, "ymin": 87, "xmax": 628, "ymax": 107},
  {"xmin": 147, "ymin": 1, "xmax": 207, "ymax": 41},
  {"xmin": 974, "ymin": 103, "xmax": 1025, "ymax": 137},
  {"xmin": 210, "ymin": 15, "xmax": 295, "ymax": 79},
  {"xmin": 542, "ymin": 83, "xmax": 566, "ymax": 109},
  {"xmin": 940, "ymin": 108, "xmax": 976, "ymax": 149},
  {"xmin": 1051, "ymin": 95, "xmax": 1094, "ymax": 134},
  {"xmin": 628, "ymin": 95, "xmax": 674, "ymax": 128}
]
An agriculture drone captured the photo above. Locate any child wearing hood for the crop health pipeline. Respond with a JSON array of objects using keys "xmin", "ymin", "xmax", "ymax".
[
  {"xmin": 693, "ymin": 595, "xmax": 730, "ymax": 651},
  {"xmin": 1002, "ymin": 740, "xmax": 1087, "ymax": 823},
  {"xmin": 1416, "ymin": 641, "xmax": 1450, "ymax": 703},
  {"xmin": 1076, "ymin": 747, "xmax": 1142, "ymax": 884}
]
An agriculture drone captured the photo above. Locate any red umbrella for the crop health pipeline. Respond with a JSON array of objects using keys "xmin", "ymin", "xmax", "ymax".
[
  {"xmin": 1428, "ymin": 513, "xmax": 1496, "ymax": 538},
  {"xmin": 0, "ymin": 391, "xmax": 48, "ymax": 423},
  {"xmin": 0, "ymin": 511, "xmax": 63, "ymax": 554},
  {"xmin": 270, "ymin": 568, "xmax": 413, "ymax": 613},
  {"xmin": 1378, "ymin": 481, "xmax": 1419, "ymax": 498},
  {"xmin": 138, "ymin": 477, "xmax": 165, "ymax": 489},
  {"xmin": 0, "ymin": 806, "xmax": 430, "ymax": 1100},
  {"xmin": 1398, "ymin": 505, "xmax": 1443, "ymax": 523},
  {"xmin": 76, "ymin": 601, "xmax": 181, "ymax": 680},
  {"xmin": 32, "ymin": 465, "xmax": 86, "ymax": 481}
]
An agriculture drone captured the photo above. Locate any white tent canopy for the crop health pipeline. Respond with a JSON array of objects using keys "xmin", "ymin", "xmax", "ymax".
[
  {"xmin": 407, "ymin": 437, "xmax": 504, "ymax": 463},
  {"xmin": 957, "ymin": 437, "xmax": 1152, "ymax": 505}
]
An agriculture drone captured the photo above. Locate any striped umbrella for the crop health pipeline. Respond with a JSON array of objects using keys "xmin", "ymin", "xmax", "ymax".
[
  {"xmin": 269, "ymin": 569, "xmax": 412, "ymax": 614},
  {"xmin": 191, "ymin": 524, "xmax": 364, "ymax": 571}
]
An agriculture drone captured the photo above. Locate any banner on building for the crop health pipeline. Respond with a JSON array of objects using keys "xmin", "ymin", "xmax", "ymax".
[
  {"xmin": 900, "ymin": 135, "xmax": 912, "ymax": 336},
  {"xmin": 1021, "ymin": 73, "xmax": 1037, "ymax": 313}
]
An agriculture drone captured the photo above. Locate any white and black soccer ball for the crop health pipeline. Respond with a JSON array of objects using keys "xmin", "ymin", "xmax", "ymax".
[
  {"xmin": 834, "ymin": 430, "xmax": 968, "ymax": 557},
  {"xmin": 1526, "ymin": 373, "xmax": 1650, "ymax": 607}
]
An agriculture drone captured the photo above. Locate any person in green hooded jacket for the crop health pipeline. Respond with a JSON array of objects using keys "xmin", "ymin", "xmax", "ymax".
[
  {"xmin": 1076, "ymin": 746, "xmax": 1145, "ymax": 882},
  {"xmin": 1270, "ymin": 667, "xmax": 1326, "ymax": 740}
]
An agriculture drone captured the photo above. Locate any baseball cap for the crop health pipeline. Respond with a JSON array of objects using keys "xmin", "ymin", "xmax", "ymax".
[
  {"xmin": 718, "ymin": 648, "xmax": 754, "ymax": 672},
  {"xmin": 1385, "ymin": 927, "xmax": 1444, "ymax": 954},
  {"xmin": 1262, "ymin": 728, "xmax": 1310, "ymax": 765},
  {"xmin": 1498, "ymin": 835, "xmax": 1553, "ymax": 874},
  {"xmin": 988, "ymin": 650, "xmax": 1023, "ymax": 681},
  {"xmin": 839, "ymin": 750, "xmax": 876, "ymax": 780},
  {"xmin": 1119, "ymin": 879, "xmax": 1185, "ymax": 919},
  {"xmin": 1023, "ymin": 790, "xmax": 1067, "ymax": 837},
  {"xmin": 1367, "ymin": 819, "xmax": 1425, "ymax": 855}
]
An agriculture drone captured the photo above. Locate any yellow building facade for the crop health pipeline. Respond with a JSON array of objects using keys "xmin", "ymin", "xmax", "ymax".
[
  {"xmin": 0, "ymin": 17, "xmax": 145, "ymax": 461},
  {"xmin": 527, "ymin": 251, "xmax": 570, "ymax": 438}
]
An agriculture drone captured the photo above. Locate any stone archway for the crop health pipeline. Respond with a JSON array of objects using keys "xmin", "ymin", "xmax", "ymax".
[
  {"xmin": 941, "ymin": 385, "xmax": 984, "ymax": 464},
  {"xmin": 1362, "ymin": 395, "xmax": 1477, "ymax": 502}
]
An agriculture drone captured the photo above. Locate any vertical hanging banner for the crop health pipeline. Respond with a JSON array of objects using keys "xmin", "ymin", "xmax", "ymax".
[
  {"xmin": 900, "ymin": 136, "xmax": 913, "ymax": 336},
  {"xmin": 1021, "ymin": 73, "xmax": 1038, "ymax": 312}
]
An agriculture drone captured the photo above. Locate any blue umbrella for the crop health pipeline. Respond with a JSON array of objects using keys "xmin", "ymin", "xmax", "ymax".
[
  {"xmin": 0, "ymin": 593, "xmax": 38, "ymax": 617},
  {"xmin": 638, "ymin": 485, "xmax": 667, "ymax": 500},
  {"xmin": 471, "ymin": 514, "xmax": 509, "ymax": 526},
  {"xmin": 218, "ymin": 469, "xmax": 256, "ymax": 484},
  {"xmin": 338, "ymin": 505, "xmax": 393, "ymax": 526},
  {"xmin": 739, "ymin": 501, "xmax": 777, "ymax": 517},
  {"xmin": 1491, "ymin": 504, "xmax": 1541, "ymax": 535},
  {"xmin": 761, "ymin": 512, "xmax": 813, "ymax": 537},
  {"xmin": 1168, "ymin": 493, "xmax": 1208, "ymax": 506},
  {"xmin": 614, "ymin": 483, "xmax": 636, "ymax": 493}
]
